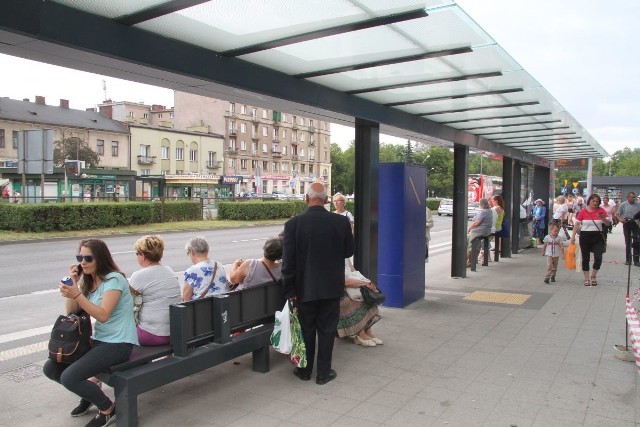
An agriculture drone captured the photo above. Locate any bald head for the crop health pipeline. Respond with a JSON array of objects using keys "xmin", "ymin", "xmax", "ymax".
[{"xmin": 306, "ymin": 182, "xmax": 328, "ymax": 206}]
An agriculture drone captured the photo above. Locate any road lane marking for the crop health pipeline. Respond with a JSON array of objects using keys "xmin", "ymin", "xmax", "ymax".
[
  {"xmin": 231, "ymin": 238, "xmax": 268, "ymax": 243},
  {"xmin": 0, "ymin": 326, "xmax": 51, "ymax": 344},
  {"xmin": 0, "ymin": 341, "xmax": 48, "ymax": 362}
]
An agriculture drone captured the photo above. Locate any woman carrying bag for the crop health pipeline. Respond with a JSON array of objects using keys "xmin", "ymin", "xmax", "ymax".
[{"xmin": 570, "ymin": 194, "xmax": 612, "ymax": 287}]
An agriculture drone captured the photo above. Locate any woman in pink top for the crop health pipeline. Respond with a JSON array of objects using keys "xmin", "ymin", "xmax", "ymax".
[{"xmin": 570, "ymin": 194, "xmax": 612, "ymax": 286}]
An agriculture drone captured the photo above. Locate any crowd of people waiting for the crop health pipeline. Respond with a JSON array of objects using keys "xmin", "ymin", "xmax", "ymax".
[{"xmin": 46, "ymin": 184, "xmax": 384, "ymax": 425}]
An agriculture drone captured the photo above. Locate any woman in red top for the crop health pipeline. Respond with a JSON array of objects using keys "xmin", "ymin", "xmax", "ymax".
[{"xmin": 570, "ymin": 194, "xmax": 612, "ymax": 286}]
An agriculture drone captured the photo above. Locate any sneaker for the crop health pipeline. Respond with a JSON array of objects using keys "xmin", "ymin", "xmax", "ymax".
[
  {"xmin": 543, "ymin": 278, "xmax": 550, "ymax": 284},
  {"xmin": 85, "ymin": 406, "xmax": 116, "ymax": 427},
  {"xmin": 71, "ymin": 399, "xmax": 93, "ymax": 417},
  {"xmin": 550, "ymin": 276, "xmax": 555, "ymax": 282}
]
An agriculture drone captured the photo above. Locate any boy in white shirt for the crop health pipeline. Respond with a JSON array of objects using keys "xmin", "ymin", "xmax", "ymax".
[{"xmin": 542, "ymin": 223, "xmax": 565, "ymax": 284}]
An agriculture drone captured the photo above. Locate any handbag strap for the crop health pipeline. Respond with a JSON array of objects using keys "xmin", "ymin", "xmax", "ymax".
[
  {"xmin": 261, "ymin": 260, "xmax": 278, "ymax": 282},
  {"xmin": 199, "ymin": 262, "xmax": 218, "ymax": 299},
  {"xmin": 589, "ymin": 217, "xmax": 606, "ymax": 242}
]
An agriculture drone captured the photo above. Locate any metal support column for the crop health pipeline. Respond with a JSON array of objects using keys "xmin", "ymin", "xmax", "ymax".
[
  {"xmin": 511, "ymin": 161, "xmax": 522, "ymax": 254},
  {"xmin": 533, "ymin": 166, "xmax": 551, "ymax": 238},
  {"xmin": 354, "ymin": 118, "xmax": 379, "ymax": 281},
  {"xmin": 501, "ymin": 157, "xmax": 513, "ymax": 258},
  {"xmin": 451, "ymin": 144, "xmax": 468, "ymax": 278}
]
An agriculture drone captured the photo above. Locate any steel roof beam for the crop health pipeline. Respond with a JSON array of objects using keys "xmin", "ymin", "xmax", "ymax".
[
  {"xmin": 346, "ymin": 71, "xmax": 502, "ymax": 95},
  {"xmin": 384, "ymin": 88, "xmax": 523, "ymax": 107}
]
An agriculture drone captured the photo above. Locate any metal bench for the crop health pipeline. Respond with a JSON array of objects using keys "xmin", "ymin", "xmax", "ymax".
[{"xmin": 96, "ymin": 280, "xmax": 284, "ymax": 427}]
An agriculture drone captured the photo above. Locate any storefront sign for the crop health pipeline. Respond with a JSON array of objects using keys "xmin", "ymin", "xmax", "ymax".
[
  {"xmin": 556, "ymin": 159, "xmax": 588, "ymax": 171},
  {"xmin": 221, "ymin": 176, "xmax": 242, "ymax": 185}
]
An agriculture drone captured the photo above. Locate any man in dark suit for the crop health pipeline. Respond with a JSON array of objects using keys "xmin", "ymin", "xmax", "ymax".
[{"xmin": 282, "ymin": 182, "xmax": 354, "ymax": 385}]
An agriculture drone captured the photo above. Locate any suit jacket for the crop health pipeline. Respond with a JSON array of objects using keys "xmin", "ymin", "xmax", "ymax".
[{"xmin": 282, "ymin": 205, "xmax": 354, "ymax": 302}]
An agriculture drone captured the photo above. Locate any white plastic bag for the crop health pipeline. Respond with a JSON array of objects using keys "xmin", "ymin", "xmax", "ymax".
[{"xmin": 270, "ymin": 301, "xmax": 292, "ymax": 354}]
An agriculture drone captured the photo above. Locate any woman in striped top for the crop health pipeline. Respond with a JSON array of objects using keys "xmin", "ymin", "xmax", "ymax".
[{"xmin": 570, "ymin": 194, "xmax": 612, "ymax": 286}]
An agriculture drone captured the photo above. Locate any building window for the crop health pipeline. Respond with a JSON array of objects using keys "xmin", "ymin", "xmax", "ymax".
[
  {"xmin": 282, "ymin": 129, "xmax": 287, "ymax": 139},
  {"xmin": 300, "ymin": 132, "xmax": 305, "ymax": 141},
  {"xmin": 262, "ymin": 161, "xmax": 268, "ymax": 170},
  {"xmin": 143, "ymin": 113, "xmax": 149, "ymax": 119},
  {"xmin": 241, "ymin": 104, "xmax": 247, "ymax": 114},
  {"xmin": 229, "ymin": 138, "xmax": 236, "ymax": 149},
  {"xmin": 241, "ymin": 140, "xmax": 247, "ymax": 151},
  {"xmin": 161, "ymin": 170, "xmax": 169, "ymax": 175},
  {"xmin": 282, "ymin": 113, "xmax": 288, "ymax": 122},
  {"xmin": 229, "ymin": 102, "xmax": 235, "ymax": 113},
  {"xmin": 309, "ymin": 148, "xmax": 315, "ymax": 160},
  {"xmin": 324, "ymin": 151, "xmax": 328, "ymax": 161},
  {"xmin": 111, "ymin": 141, "xmax": 119, "ymax": 157},
  {"xmin": 190, "ymin": 149, "xmax": 197, "ymax": 162},
  {"xmin": 229, "ymin": 121, "xmax": 236, "ymax": 133},
  {"xmin": 262, "ymin": 109, "xmax": 268, "ymax": 119},
  {"xmin": 309, "ymin": 164, "xmax": 314, "ymax": 174},
  {"xmin": 251, "ymin": 160, "xmax": 258, "ymax": 169},
  {"xmin": 169, "ymin": 112, "xmax": 174, "ymax": 118},
  {"xmin": 252, "ymin": 108, "xmax": 257, "ymax": 119},
  {"xmin": 300, "ymin": 148, "xmax": 305, "ymax": 157},
  {"xmin": 300, "ymin": 117, "xmax": 306, "ymax": 126},
  {"xmin": 240, "ymin": 122, "xmax": 246, "ymax": 133},
  {"xmin": 0, "ymin": 129, "xmax": 4, "ymax": 148},
  {"xmin": 176, "ymin": 147, "xmax": 184, "ymax": 160},
  {"xmin": 240, "ymin": 159, "xmax": 248, "ymax": 169},
  {"xmin": 282, "ymin": 162, "xmax": 288, "ymax": 172},
  {"xmin": 301, "ymin": 164, "xmax": 306, "ymax": 173},
  {"xmin": 273, "ymin": 162, "xmax": 278, "ymax": 172},
  {"xmin": 158, "ymin": 113, "xmax": 163, "ymax": 119},
  {"xmin": 141, "ymin": 169, "xmax": 150, "ymax": 175},
  {"xmin": 208, "ymin": 151, "xmax": 217, "ymax": 164},
  {"xmin": 262, "ymin": 143, "xmax": 268, "ymax": 153},
  {"xmin": 229, "ymin": 158, "xmax": 235, "ymax": 168},
  {"xmin": 282, "ymin": 146, "xmax": 287, "ymax": 155},
  {"xmin": 252, "ymin": 142, "xmax": 258, "ymax": 154},
  {"xmin": 96, "ymin": 139, "xmax": 104, "ymax": 155},
  {"xmin": 13, "ymin": 130, "xmax": 18, "ymax": 148},
  {"xmin": 128, "ymin": 111, "xmax": 134, "ymax": 118},
  {"xmin": 262, "ymin": 126, "xmax": 268, "ymax": 136},
  {"xmin": 161, "ymin": 146, "xmax": 170, "ymax": 159}
]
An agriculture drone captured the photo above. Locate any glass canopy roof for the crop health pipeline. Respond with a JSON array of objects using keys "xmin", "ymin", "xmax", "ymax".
[{"xmin": 50, "ymin": 0, "xmax": 607, "ymax": 160}]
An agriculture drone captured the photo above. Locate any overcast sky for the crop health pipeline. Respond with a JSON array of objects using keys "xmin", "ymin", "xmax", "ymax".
[{"xmin": 0, "ymin": 0, "xmax": 636, "ymax": 157}]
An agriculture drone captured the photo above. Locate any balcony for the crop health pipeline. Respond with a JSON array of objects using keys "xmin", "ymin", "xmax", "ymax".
[
  {"xmin": 309, "ymin": 139, "xmax": 316, "ymax": 146},
  {"xmin": 251, "ymin": 133, "xmax": 260, "ymax": 140},
  {"xmin": 292, "ymin": 123, "xmax": 298, "ymax": 130},
  {"xmin": 251, "ymin": 114, "xmax": 259, "ymax": 123},
  {"xmin": 309, "ymin": 125, "xmax": 316, "ymax": 133},
  {"xmin": 272, "ymin": 150, "xmax": 282, "ymax": 158},
  {"xmin": 273, "ymin": 137, "xmax": 280, "ymax": 143},
  {"xmin": 206, "ymin": 161, "xmax": 222, "ymax": 169},
  {"xmin": 137, "ymin": 155, "xmax": 157, "ymax": 165},
  {"xmin": 226, "ymin": 148, "xmax": 238, "ymax": 155},
  {"xmin": 292, "ymin": 154, "xmax": 299, "ymax": 161},
  {"xmin": 229, "ymin": 129, "xmax": 237, "ymax": 136},
  {"xmin": 226, "ymin": 110, "xmax": 236, "ymax": 117}
]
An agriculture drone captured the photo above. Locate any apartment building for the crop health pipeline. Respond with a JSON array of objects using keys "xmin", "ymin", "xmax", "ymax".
[{"xmin": 174, "ymin": 91, "xmax": 332, "ymax": 196}]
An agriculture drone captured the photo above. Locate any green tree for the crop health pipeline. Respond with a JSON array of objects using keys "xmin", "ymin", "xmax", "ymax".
[
  {"xmin": 379, "ymin": 143, "xmax": 404, "ymax": 162},
  {"xmin": 330, "ymin": 143, "xmax": 354, "ymax": 194},
  {"xmin": 53, "ymin": 137, "xmax": 100, "ymax": 168},
  {"xmin": 403, "ymin": 140, "xmax": 414, "ymax": 165}
]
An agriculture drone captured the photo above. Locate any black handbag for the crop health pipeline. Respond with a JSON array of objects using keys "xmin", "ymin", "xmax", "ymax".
[
  {"xmin": 48, "ymin": 312, "xmax": 93, "ymax": 364},
  {"xmin": 360, "ymin": 286, "xmax": 385, "ymax": 305}
]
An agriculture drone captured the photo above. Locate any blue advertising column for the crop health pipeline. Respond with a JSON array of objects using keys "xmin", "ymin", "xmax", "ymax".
[{"xmin": 377, "ymin": 163, "xmax": 426, "ymax": 307}]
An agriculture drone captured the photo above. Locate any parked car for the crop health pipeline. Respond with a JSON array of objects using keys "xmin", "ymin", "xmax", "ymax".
[{"xmin": 437, "ymin": 198, "xmax": 479, "ymax": 218}]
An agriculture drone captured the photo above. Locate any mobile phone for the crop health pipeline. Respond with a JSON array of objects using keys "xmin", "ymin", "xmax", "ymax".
[{"xmin": 77, "ymin": 264, "xmax": 83, "ymax": 275}]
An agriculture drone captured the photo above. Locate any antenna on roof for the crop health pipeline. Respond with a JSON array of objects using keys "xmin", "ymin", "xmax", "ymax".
[{"xmin": 102, "ymin": 80, "xmax": 107, "ymax": 102}]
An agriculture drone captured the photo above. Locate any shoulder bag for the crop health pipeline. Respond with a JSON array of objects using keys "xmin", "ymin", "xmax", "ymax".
[
  {"xmin": 48, "ymin": 311, "xmax": 93, "ymax": 364},
  {"xmin": 130, "ymin": 287, "xmax": 143, "ymax": 324},
  {"xmin": 360, "ymin": 285, "xmax": 385, "ymax": 306},
  {"xmin": 591, "ymin": 217, "xmax": 607, "ymax": 253},
  {"xmin": 199, "ymin": 262, "xmax": 219, "ymax": 299},
  {"xmin": 261, "ymin": 260, "xmax": 278, "ymax": 282}
]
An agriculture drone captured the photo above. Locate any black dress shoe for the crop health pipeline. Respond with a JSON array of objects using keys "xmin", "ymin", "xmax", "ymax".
[
  {"xmin": 293, "ymin": 368, "xmax": 311, "ymax": 381},
  {"xmin": 316, "ymin": 369, "xmax": 337, "ymax": 385}
]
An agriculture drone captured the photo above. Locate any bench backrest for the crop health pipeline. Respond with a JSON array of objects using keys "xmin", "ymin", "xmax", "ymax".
[{"xmin": 169, "ymin": 280, "xmax": 284, "ymax": 357}]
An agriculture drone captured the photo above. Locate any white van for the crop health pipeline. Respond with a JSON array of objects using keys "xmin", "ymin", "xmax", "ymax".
[{"xmin": 438, "ymin": 198, "xmax": 478, "ymax": 218}]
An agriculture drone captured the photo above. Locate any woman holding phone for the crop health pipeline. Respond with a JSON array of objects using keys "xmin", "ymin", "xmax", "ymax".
[
  {"xmin": 43, "ymin": 239, "xmax": 137, "ymax": 427},
  {"xmin": 570, "ymin": 194, "xmax": 612, "ymax": 286}
]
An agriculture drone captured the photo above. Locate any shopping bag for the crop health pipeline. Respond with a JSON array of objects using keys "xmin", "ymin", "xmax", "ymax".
[
  {"xmin": 565, "ymin": 243, "xmax": 576, "ymax": 270},
  {"xmin": 574, "ymin": 242, "xmax": 581, "ymax": 272},
  {"xmin": 270, "ymin": 302, "xmax": 292, "ymax": 354},
  {"xmin": 624, "ymin": 290, "xmax": 640, "ymax": 373},
  {"xmin": 288, "ymin": 302, "xmax": 307, "ymax": 368}
]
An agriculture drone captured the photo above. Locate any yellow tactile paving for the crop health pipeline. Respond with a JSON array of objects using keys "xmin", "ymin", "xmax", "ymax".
[{"xmin": 463, "ymin": 291, "xmax": 531, "ymax": 305}]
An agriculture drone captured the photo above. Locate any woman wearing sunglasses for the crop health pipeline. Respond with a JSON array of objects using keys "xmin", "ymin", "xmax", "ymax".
[{"xmin": 44, "ymin": 239, "xmax": 137, "ymax": 427}]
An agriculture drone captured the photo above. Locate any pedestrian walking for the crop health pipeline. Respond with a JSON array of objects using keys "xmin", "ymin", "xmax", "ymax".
[
  {"xmin": 541, "ymin": 223, "xmax": 565, "ymax": 283},
  {"xmin": 616, "ymin": 191, "xmax": 640, "ymax": 266}
]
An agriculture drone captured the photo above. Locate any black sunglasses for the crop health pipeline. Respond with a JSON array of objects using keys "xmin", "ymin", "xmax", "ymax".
[{"xmin": 76, "ymin": 255, "xmax": 94, "ymax": 263}]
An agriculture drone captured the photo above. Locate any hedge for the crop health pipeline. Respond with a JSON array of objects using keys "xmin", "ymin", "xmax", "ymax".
[
  {"xmin": 217, "ymin": 200, "xmax": 307, "ymax": 220},
  {"xmin": 0, "ymin": 201, "xmax": 201, "ymax": 232}
]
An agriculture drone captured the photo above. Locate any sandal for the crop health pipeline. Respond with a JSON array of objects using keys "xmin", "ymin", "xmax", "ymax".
[
  {"xmin": 591, "ymin": 278, "xmax": 597, "ymax": 286},
  {"xmin": 584, "ymin": 280, "xmax": 591, "ymax": 287}
]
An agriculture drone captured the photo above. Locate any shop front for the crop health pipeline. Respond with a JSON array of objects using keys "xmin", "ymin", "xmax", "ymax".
[{"xmin": 164, "ymin": 173, "xmax": 223, "ymax": 204}]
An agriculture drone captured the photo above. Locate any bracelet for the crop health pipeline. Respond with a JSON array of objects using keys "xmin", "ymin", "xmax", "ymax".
[{"xmin": 73, "ymin": 293, "xmax": 81, "ymax": 299}]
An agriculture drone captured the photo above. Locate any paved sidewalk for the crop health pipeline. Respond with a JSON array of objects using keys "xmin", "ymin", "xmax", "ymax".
[{"xmin": 2, "ymin": 229, "xmax": 639, "ymax": 426}]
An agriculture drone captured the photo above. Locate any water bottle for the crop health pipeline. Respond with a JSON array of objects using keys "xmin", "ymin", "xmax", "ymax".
[{"xmin": 61, "ymin": 276, "xmax": 73, "ymax": 286}]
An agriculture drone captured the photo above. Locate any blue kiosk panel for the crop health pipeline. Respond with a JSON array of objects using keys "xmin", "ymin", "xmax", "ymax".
[{"xmin": 377, "ymin": 163, "xmax": 426, "ymax": 307}]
